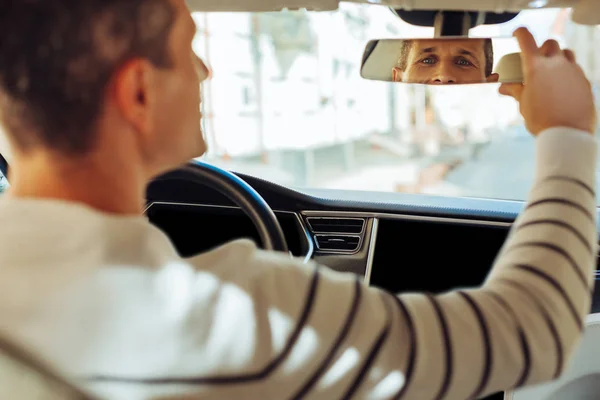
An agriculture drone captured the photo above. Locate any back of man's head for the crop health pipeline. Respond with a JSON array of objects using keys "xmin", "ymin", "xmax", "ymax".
[{"xmin": 0, "ymin": 0, "xmax": 175, "ymax": 156}]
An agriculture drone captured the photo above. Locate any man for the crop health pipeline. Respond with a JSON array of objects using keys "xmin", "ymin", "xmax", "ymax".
[
  {"xmin": 392, "ymin": 38, "xmax": 500, "ymax": 84},
  {"xmin": 0, "ymin": 1, "xmax": 597, "ymax": 399}
]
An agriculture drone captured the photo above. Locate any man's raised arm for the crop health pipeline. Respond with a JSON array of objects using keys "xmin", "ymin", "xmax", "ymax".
[{"xmin": 170, "ymin": 28, "xmax": 597, "ymax": 400}]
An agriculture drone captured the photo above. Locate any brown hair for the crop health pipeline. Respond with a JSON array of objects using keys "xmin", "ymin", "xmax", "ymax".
[{"xmin": 0, "ymin": 0, "xmax": 176, "ymax": 155}]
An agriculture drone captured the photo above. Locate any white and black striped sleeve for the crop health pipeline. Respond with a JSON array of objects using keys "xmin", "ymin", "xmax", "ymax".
[
  {"xmin": 263, "ymin": 127, "xmax": 595, "ymax": 400},
  {"xmin": 237, "ymin": 128, "xmax": 598, "ymax": 399},
  {"xmin": 356, "ymin": 127, "xmax": 598, "ymax": 399},
  {"xmin": 231, "ymin": 128, "xmax": 598, "ymax": 400},
  {"xmin": 91, "ymin": 128, "xmax": 595, "ymax": 400}
]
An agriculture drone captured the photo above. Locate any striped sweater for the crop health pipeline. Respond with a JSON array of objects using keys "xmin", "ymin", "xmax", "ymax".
[{"xmin": 0, "ymin": 127, "xmax": 596, "ymax": 400}]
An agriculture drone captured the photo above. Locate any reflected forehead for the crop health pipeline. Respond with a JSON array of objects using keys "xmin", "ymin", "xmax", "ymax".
[{"xmin": 412, "ymin": 39, "xmax": 485, "ymax": 55}]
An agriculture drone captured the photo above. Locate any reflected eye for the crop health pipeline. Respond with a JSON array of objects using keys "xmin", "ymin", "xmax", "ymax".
[
  {"xmin": 420, "ymin": 57, "xmax": 437, "ymax": 65},
  {"xmin": 455, "ymin": 58, "xmax": 474, "ymax": 67}
]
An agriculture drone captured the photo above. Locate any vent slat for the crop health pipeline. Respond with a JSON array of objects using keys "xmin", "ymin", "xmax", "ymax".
[
  {"xmin": 315, "ymin": 235, "xmax": 361, "ymax": 252},
  {"xmin": 307, "ymin": 217, "xmax": 365, "ymax": 234}
]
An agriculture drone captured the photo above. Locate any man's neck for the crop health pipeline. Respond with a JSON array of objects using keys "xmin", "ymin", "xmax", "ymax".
[{"xmin": 7, "ymin": 151, "xmax": 147, "ymax": 216}]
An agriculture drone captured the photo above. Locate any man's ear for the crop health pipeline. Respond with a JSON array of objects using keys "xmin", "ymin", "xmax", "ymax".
[
  {"xmin": 486, "ymin": 73, "xmax": 500, "ymax": 83},
  {"xmin": 110, "ymin": 59, "xmax": 155, "ymax": 136},
  {"xmin": 392, "ymin": 67, "xmax": 404, "ymax": 82}
]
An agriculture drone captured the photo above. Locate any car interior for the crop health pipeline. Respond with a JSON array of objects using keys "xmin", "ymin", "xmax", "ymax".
[{"xmin": 1, "ymin": 0, "xmax": 600, "ymax": 399}]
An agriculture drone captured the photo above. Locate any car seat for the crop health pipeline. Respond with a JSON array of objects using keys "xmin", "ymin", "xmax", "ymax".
[{"xmin": 505, "ymin": 313, "xmax": 600, "ymax": 400}]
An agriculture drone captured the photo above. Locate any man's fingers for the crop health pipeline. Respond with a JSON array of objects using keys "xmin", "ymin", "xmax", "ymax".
[
  {"xmin": 499, "ymin": 83, "xmax": 524, "ymax": 101},
  {"xmin": 513, "ymin": 27, "xmax": 539, "ymax": 74},
  {"xmin": 540, "ymin": 39, "xmax": 561, "ymax": 57},
  {"xmin": 564, "ymin": 49, "xmax": 577, "ymax": 63}
]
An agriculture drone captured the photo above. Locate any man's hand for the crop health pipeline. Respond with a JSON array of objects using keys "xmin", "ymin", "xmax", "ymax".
[{"xmin": 499, "ymin": 27, "xmax": 597, "ymax": 135}]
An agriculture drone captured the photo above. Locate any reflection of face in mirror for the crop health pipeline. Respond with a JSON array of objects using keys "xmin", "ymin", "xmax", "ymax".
[{"xmin": 392, "ymin": 39, "xmax": 500, "ymax": 84}]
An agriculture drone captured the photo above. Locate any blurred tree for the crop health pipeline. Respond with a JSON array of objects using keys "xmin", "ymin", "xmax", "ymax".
[
  {"xmin": 341, "ymin": 6, "xmax": 369, "ymax": 40},
  {"xmin": 256, "ymin": 11, "xmax": 316, "ymax": 78}
]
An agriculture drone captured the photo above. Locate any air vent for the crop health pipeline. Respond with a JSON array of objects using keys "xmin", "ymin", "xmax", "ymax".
[
  {"xmin": 307, "ymin": 217, "xmax": 365, "ymax": 234},
  {"xmin": 315, "ymin": 235, "xmax": 361, "ymax": 253}
]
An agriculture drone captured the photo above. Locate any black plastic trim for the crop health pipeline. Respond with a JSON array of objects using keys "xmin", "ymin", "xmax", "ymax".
[{"xmin": 148, "ymin": 169, "xmax": 530, "ymax": 225}]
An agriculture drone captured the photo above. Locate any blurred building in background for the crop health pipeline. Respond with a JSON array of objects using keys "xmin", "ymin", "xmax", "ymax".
[
  {"xmin": 190, "ymin": 5, "xmax": 576, "ymax": 191},
  {"xmin": 192, "ymin": 5, "xmax": 419, "ymax": 185},
  {"xmin": 0, "ymin": 6, "xmax": 596, "ymax": 201},
  {"xmin": 560, "ymin": 9, "xmax": 600, "ymax": 133}
]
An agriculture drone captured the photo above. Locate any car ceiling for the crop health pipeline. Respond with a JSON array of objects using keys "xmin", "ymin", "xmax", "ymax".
[{"xmin": 186, "ymin": 0, "xmax": 600, "ymax": 25}]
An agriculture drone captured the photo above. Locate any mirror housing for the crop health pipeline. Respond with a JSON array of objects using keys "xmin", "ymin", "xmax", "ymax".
[
  {"xmin": 494, "ymin": 52, "xmax": 523, "ymax": 83},
  {"xmin": 390, "ymin": 9, "xmax": 519, "ymax": 37}
]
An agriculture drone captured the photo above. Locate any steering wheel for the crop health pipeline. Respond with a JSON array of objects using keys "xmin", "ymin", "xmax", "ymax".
[{"xmin": 154, "ymin": 160, "xmax": 289, "ymax": 253}]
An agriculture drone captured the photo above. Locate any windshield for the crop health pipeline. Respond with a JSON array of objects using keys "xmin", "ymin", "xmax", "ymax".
[
  {"xmin": 0, "ymin": 6, "xmax": 597, "ymax": 202},
  {"xmin": 193, "ymin": 5, "xmax": 600, "ymax": 203}
]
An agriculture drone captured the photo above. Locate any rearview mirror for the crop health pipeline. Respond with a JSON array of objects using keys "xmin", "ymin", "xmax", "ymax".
[{"xmin": 360, "ymin": 37, "xmax": 525, "ymax": 85}]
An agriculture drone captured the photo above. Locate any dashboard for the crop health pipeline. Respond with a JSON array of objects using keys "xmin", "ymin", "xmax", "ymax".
[
  {"xmin": 146, "ymin": 171, "xmax": 600, "ymax": 400},
  {"xmin": 146, "ymin": 201, "xmax": 515, "ymax": 291}
]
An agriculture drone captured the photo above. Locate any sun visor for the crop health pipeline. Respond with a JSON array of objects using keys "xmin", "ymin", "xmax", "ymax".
[
  {"xmin": 184, "ymin": 0, "xmax": 600, "ymax": 25},
  {"xmin": 185, "ymin": 0, "xmax": 339, "ymax": 12}
]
